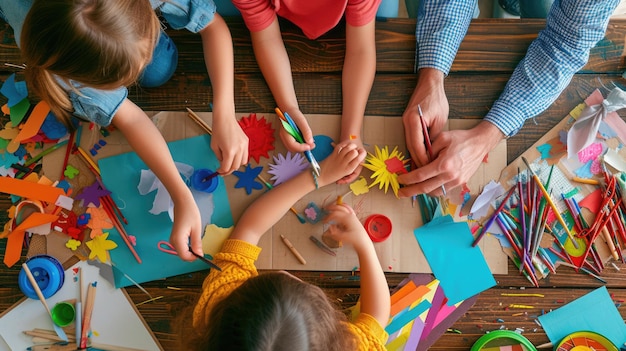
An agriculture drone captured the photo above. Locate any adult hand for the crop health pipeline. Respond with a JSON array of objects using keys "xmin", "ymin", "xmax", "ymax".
[
  {"xmin": 170, "ymin": 193, "xmax": 203, "ymax": 261},
  {"xmin": 398, "ymin": 121, "xmax": 505, "ymax": 197},
  {"xmin": 278, "ymin": 109, "xmax": 315, "ymax": 153},
  {"xmin": 211, "ymin": 117, "xmax": 249, "ymax": 175},
  {"xmin": 402, "ymin": 68, "xmax": 448, "ymax": 167}
]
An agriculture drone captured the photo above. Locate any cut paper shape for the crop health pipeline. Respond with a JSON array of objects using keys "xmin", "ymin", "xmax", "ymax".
[
  {"xmin": 201, "ymin": 224, "xmax": 233, "ymax": 256},
  {"xmin": 9, "ymin": 99, "xmax": 30, "ymax": 127},
  {"xmin": 567, "ymin": 87, "xmax": 626, "ymax": 159},
  {"xmin": 238, "ymin": 113, "xmax": 275, "ymax": 163},
  {"xmin": 577, "ymin": 142, "xmax": 603, "ymax": 164},
  {"xmin": 311, "ymin": 135, "xmax": 334, "ymax": 161},
  {"xmin": 98, "ymin": 135, "xmax": 234, "ymax": 288},
  {"xmin": 303, "ymin": 202, "xmax": 324, "ymax": 224},
  {"xmin": 66, "ymin": 238, "xmax": 81, "ymax": 251},
  {"xmin": 414, "ymin": 214, "xmax": 496, "ymax": 305},
  {"xmin": 7, "ymin": 100, "xmax": 50, "ymax": 153},
  {"xmin": 267, "ymin": 151, "xmax": 309, "ymax": 185},
  {"xmin": 349, "ymin": 176, "xmax": 369, "ymax": 195},
  {"xmin": 233, "ymin": 164, "xmax": 264, "ymax": 195},
  {"xmin": 137, "ymin": 162, "xmax": 195, "ymax": 219},
  {"xmin": 384, "ymin": 157, "xmax": 408, "ymax": 174},
  {"xmin": 0, "ymin": 73, "xmax": 28, "ymax": 108},
  {"xmin": 469, "ymin": 180, "xmax": 505, "ymax": 220},
  {"xmin": 574, "ymin": 160, "xmax": 593, "ymax": 179},
  {"xmin": 536, "ymin": 143, "xmax": 552, "ymax": 159},
  {"xmin": 604, "ymin": 148, "xmax": 626, "ymax": 172},
  {"xmin": 64, "ymin": 165, "xmax": 79, "ymax": 179},
  {"xmin": 538, "ymin": 286, "xmax": 626, "ymax": 347},
  {"xmin": 86, "ymin": 232, "xmax": 119, "ymax": 263},
  {"xmin": 0, "ymin": 176, "xmax": 66, "ymax": 204},
  {"xmin": 40, "ymin": 112, "xmax": 68, "ymax": 140},
  {"xmin": 75, "ymin": 180, "xmax": 111, "ymax": 208},
  {"xmin": 363, "ymin": 145, "xmax": 408, "ymax": 197},
  {"xmin": 0, "ymin": 121, "xmax": 20, "ymax": 141}
]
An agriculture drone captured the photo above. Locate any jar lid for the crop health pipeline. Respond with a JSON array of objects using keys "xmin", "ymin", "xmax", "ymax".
[{"xmin": 364, "ymin": 214, "xmax": 392, "ymax": 242}]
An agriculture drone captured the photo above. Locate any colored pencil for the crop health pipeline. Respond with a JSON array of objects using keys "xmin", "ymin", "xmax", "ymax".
[
  {"xmin": 280, "ymin": 234, "xmax": 306, "ymax": 265},
  {"xmin": 521, "ymin": 157, "xmax": 578, "ymax": 249},
  {"xmin": 472, "ymin": 186, "xmax": 516, "ymax": 246},
  {"xmin": 80, "ymin": 282, "xmax": 97, "ymax": 349},
  {"xmin": 417, "ymin": 104, "xmax": 447, "ymax": 196}
]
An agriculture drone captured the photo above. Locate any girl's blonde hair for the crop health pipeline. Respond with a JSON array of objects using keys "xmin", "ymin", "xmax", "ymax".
[
  {"xmin": 21, "ymin": 0, "xmax": 160, "ymax": 125},
  {"xmin": 180, "ymin": 272, "xmax": 357, "ymax": 351}
]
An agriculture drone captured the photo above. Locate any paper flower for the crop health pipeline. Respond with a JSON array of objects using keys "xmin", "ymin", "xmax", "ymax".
[
  {"xmin": 267, "ymin": 151, "xmax": 309, "ymax": 185},
  {"xmin": 238, "ymin": 113, "xmax": 275, "ymax": 163},
  {"xmin": 65, "ymin": 238, "xmax": 81, "ymax": 251},
  {"xmin": 363, "ymin": 145, "xmax": 408, "ymax": 197},
  {"xmin": 86, "ymin": 232, "xmax": 118, "ymax": 263}
]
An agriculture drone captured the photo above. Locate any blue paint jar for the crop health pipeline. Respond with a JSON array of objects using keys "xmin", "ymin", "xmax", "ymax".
[
  {"xmin": 191, "ymin": 168, "xmax": 219, "ymax": 193},
  {"xmin": 18, "ymin": 255, "xmax": 65, "ymax": 300}
]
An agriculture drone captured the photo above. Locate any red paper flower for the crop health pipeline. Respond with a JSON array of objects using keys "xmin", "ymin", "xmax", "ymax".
[{"xmin": 238, "ymin": 113, "xmax": 275, "ymax": 163}]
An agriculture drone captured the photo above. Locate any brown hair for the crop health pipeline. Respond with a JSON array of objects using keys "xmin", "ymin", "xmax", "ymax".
[
  {"xmin": 20, "ymin": 0, "xmax": 160, "ymax": 125},
  {"xmin": 181, "ymin": 272, "xmax": 356, "ymax": 351}
]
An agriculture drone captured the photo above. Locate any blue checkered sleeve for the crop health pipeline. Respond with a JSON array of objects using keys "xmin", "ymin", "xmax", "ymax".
[
  {"xmin": 485, "ymin": 0, "xmax": 619, "ymax": 137},
  {"xmin": 416, "ymin": 0, "xmax": 477, "ymax": 75}
]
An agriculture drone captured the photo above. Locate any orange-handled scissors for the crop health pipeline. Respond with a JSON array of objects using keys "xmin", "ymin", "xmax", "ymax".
[{"xmin": 157, "ymin": 240, "xmax": 222, "ymax": 271}]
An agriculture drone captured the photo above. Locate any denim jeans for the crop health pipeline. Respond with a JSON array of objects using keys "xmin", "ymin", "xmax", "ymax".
[{"xmin": 138, "ymin": 30, "xmax": 179, "ymax": 88}]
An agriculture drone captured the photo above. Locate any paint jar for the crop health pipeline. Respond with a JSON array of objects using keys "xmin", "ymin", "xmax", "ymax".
[
  {"xmin": 364, "ymin": 214, "xmax": 392, "ymax": 242},
  {"xmin": 470, "ymin": 330, "xmax": 537, "ymax": 351},
  {"xmin": 51, "ymin": 302, "xmax": 76, "ymax": 327},
  {"xmin": 18, "ymin": 255, "xmax": 65, "ymax": 300},
  {"xmin": 191, "ymin": 168, "xmax": 219, "ymax": 193}
]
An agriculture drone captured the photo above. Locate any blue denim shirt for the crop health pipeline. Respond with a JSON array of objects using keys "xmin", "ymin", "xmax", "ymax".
[
  {"xmin": 0, "ymin": 0, "xmax": 216, "ymax": 126},
  {"xmin": 416, "ymin": 0, "xmax": 619, "ymax": 137}
]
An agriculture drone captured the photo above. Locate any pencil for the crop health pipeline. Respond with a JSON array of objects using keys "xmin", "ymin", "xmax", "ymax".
[
  {"xmin": 571, "ymin": 176, "xmax": 600, "ymax": 185},
  {"xmin": 417, "ymin": 104, "xmax": 447, "ymax": 196},
  {"xmin": 75, "ymin": 268, "xmax": 83, "ymax": 346},
  {"xmin": 186, "ymin": 107, "xmax": 213, "ymax": 135},
  {"xmin": 521, "ymin": 157, "xmax": 578, "ymax": 249},
  {"xmin": 80, "ymin": 282, "xmax": 97, "ymax": 349},
  {"xmin": 472, "ymin": 186, "xmax": 516, "ymax": 246},
  {"xmin": 280, "ymin": 234, "xmax": 306, "ymax": 264}
]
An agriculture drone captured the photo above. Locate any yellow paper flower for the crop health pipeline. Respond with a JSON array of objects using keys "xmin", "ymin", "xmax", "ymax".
[
  {"xmin": 363, "ymin": 145, "xmax": 408, "ymax": 197},
  {"xmin": 65, "ymin": 238, "xmax": 81, "ymax": 251},
  {"xmin": 86, "ymin": 232, "xmax": 118, "ymax": 263},
  {"xmin": 349, "ymin": 176, "xmax": 370, "ymax": 196}
]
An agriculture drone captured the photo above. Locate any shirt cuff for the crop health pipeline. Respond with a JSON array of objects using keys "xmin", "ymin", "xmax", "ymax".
[{"xmin": 484, "ymin": 99, "xmax": 527, "ymax": 137}]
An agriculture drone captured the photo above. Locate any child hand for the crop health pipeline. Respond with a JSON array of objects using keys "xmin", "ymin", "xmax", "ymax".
[
  {"xmin": 211, "ymin": 117, "xmax": 249, "ymax": 175},
  {"xmin": 278, "ymin": 110, "xmax": 315, "ymax": 153},
  {"xmin": 323, "ymin": 203, "xmax": 369, "ymax": 249},
  {"xmin": 169, "ymin": 197, "xmax": 203, "ymax": 261},
  {"xmin": 336, "ymin": 137, "xmax": 364, "ymax": 185},
  {"xmin": 318, "ymin": 141, "xmax": 366, "ymax": 186}
]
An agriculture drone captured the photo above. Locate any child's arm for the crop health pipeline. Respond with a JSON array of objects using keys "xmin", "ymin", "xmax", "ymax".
[
  {"xmin": 337, "ymin": 20, "xmax": 376, "ymax": 184},
  {"xmin": 249, "ymin": 17, "xmax": 315, "ymax": 153},
  {"xmin": 112, "ymin": 100, "xmax": 203, "ymax": 261},
  {"xmin": 199, "ymin": 14, "xmax": 249, "ymax": 175},
  {"xmin": 230, "ymin": 141, "xmax": 365, "ymax": 245},
  {"xmin": 323, "ymin": 204, "xmax": 390, "ymax": 326}
]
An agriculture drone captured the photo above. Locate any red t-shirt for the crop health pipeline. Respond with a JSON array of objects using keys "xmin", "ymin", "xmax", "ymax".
[{"xmin": 232, "ymin": 0, "xmax": 381, "ymax": 39}]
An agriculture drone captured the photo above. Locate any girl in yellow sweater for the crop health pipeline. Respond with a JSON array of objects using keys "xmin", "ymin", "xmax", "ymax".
[{"xmin": 183, "ymin": 140, "xmax": 390, "ymax": 350}]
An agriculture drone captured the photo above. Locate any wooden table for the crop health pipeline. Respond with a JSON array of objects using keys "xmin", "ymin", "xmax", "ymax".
[{"xmin": 1, "ymin": 17, "xmax": 626, "ymax": 350}]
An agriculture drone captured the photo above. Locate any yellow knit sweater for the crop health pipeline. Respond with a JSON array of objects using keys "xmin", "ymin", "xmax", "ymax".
[{"xmin": 192, "ymin": 239, "xmax": 388, "ymax": 350}]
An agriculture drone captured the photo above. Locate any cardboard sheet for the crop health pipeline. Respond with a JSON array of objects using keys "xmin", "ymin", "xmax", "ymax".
[{"xmin": 44, "ymin": 112, "xmax": 508, "ymax": 274}]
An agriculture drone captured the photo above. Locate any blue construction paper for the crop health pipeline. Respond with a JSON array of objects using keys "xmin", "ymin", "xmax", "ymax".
[
  {"xmin": 0, "ymin": 73, "xmax": 28, "ymax": 107},
  {"xmin": 538, "ymin": 286, "xmax": 626, "ymax": 347},
  {"xmin": 311, "ymin": 135, "xmax": 334, "ymax": 162},
  {"xmin": 99, "ymin": 135, "xmax": 233, "ymax": 288},
  {"xmin": 414, "ymin": 215, "xmax": 496, "ymax": 305},
  {"xmin": 384, "ymin": 300, "xmax": 431, "ymax": 335}
]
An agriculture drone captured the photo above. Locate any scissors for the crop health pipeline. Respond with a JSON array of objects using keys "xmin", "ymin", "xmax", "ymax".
[
  {"xmin": 157, "ymin": 240, "xmax": 222, "ymax": 271},
  {"xmin": 274, "ymin": 108, "xmax": 321, "ymax": 177}
]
